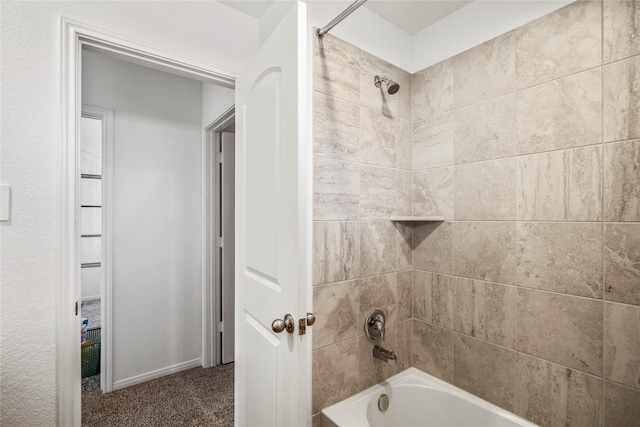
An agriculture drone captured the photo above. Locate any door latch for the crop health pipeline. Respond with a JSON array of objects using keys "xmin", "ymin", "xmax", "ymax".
[{"xmin": 298, "ymin": 313, "xmax": 316, "ymax": 335}]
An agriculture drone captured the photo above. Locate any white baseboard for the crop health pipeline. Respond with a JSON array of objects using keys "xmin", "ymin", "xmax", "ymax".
[
  {"xmin": 81, "ymin": 295, "xmax": 101, "ymax": 302},
  {"xmin": 112, "ymin": 358, "xmax": 202, "ymax": 391}
]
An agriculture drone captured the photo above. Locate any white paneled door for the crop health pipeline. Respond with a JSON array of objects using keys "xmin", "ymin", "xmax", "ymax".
[{"xmin": 234, "ymin": 1, "xmax": 310, "ymax": 426}]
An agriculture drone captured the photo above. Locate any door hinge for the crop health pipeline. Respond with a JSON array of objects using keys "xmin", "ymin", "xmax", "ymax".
[
  {"xmin": 75, "ymin": 301, "xmax": 78, "ymax": 316},
  {"xmin": 216, "ymin": 236, "xmax": 224, "ymax": 248},
  {"xmin": 216, "ymin": 152, "xmax": 223, "ymax": 164},
  {"xmin": 216, "ymin": 321, "xmax": 224, "ymax": 333}
]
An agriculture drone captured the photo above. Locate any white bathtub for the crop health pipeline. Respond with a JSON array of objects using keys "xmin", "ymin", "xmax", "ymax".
[{"xmin": 321, "ymin": 368, "xmax": 537, "ymax": 427}]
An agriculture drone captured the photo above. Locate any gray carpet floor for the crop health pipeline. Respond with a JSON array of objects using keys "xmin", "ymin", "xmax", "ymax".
[
  {"xmin": 83, "ymin": 374, "xmax": 101, "ymax": 392},
  {"xmin": 82, "ymin": 364, "xmax": 234, "ymax": 426}
]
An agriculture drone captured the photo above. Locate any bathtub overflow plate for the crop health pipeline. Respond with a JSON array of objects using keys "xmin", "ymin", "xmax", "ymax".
[{"xmin": 378, "ymin": 394, "xmax": 389, "ymax": 412}]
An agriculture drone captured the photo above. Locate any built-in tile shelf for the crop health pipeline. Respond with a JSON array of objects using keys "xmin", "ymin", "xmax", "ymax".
[{"xmin": 390, "ymin": 216, "xmax": 445, "ymax": 224}]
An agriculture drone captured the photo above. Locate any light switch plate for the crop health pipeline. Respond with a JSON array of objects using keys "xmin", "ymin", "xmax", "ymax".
[{"xmin": 1, "ymin": 184, "xmax": 10, "ymax": 221}]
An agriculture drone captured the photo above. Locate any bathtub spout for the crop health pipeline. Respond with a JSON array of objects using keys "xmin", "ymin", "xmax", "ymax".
[{"xmin": 373, "ymin": 345, "xmax": 397, "ymax": 364}]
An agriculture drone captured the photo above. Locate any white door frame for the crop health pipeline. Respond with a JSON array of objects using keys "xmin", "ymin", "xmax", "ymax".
[
  {"xmin": 80, "ymin": 105, "xmax": 114, "ymax": 393},
  {"xmin": 202, "ymin": 107, "xmax": 235, "ymax": 369},
  {"xmin": 59, "ymin": 17, "xmax": 235, "ymax": 426},
  {"xmin": 219, "ymin": 130, "xmax": 236, "ymax": 365}
]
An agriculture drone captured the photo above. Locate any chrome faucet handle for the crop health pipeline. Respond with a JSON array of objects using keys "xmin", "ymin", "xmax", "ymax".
[
  {"xmin": 364, "ymin": 308, "xmax": 386, "ymax": 341},
  {"xmin": 373, "ymin": 319, "xmax": 385, "ymax": 341}
]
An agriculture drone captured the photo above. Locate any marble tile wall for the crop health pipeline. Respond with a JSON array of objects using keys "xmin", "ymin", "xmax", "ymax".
[
  {"xmin": 409, "ymin": 2, "xmax": 640, "ymax": 426},
  {"xmin": 313, "ymin": 1, "xmax": 640, "ymax": 425},
  {"xmin": 312, "ymin": 33, "xmax": 413, "ymax": 418}
]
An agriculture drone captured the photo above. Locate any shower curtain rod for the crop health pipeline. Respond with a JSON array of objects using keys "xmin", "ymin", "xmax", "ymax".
[{"xmin": 316, "ymin": 0, "xmax": 369, "ymax": 39}]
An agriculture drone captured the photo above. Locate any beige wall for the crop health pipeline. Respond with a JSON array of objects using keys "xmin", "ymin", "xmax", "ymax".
[{"xmin": 312, "ymin": 1, "xmax": 640, "ymax": 426}]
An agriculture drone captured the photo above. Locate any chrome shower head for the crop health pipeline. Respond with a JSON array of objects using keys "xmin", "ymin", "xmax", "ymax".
[
  {"xmin": 387, "ymin": 80, "xmax": 400, "ymax": 94},
  {"xmin": 374, "ymin": 75, "xmax": 400, "ymax": 95}
]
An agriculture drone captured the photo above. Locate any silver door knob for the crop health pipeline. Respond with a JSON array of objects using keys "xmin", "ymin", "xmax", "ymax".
[
  {"xmin": 272, "ymin": 314, "xmax": 295, "ymax": 334},
  {"xmin": 306, "ymin": 313, "xmax": 316, "ymax": 326}
]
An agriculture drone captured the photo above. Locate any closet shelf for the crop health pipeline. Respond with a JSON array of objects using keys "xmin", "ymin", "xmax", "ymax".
[
  {"xmin": 390, "ymin": 216, "xmax": 445, "ymax": 224},
  {"xmin": 81, "ymin": 262, "xmax": 101, "ymax": 269}
]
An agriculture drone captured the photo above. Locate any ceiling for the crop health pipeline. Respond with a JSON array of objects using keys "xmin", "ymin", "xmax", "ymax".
[
  {"xmin": 219, "ymin": 1, "xmax": 275, "ymax": 19},
  {"xmin": 219, "ymin": 0, "xmax": 473, "ymax": 36},
  {"xmin": 364, "ymin": 0, "xmax": 472, "ymax": 35}
]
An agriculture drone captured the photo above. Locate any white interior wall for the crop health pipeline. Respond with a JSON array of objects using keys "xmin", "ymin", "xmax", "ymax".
[
  {"xmin": 0, "ymin": 2, "xmax": 259, "ymax": 424},
  {"xmin": 82, "ymin": 50, "xmax": 203, "ymax": 385}
]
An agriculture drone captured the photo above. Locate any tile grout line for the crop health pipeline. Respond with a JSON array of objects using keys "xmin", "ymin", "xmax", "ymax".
[
  {"xmin": 312, "ymin": 219, "xmax": 640, "ymax": 225},
  {"xmin": 409, "ymin": 77, "xmax": 415, "ymax": 373},
  {"xmin": 414, "ymin": 318, "xmax": 614, "ymax": 384},
  {"xmin": 513, "ymin": 69, "xmax": 520, "ymax": 412},
  {"xmin": 413, "ymin": 313, "xmax": 640, "ymax": 393},
  {"xmin": 410, "ymin": 267, "xmax": 609, "ymax": 301},
  {"xmin": 414, "ymin": 62, "xmax": 604, "ymax": 125},
  {"xmin": 600, "ymin": 2, "xmax": 606, "ymax": 423},
  {"xmin": 314, "ymin": 153, "xmax": 412, "ymax": 172},
  {"xmin": 450, "ymin": 64, "xmax": 456, "ymax": 387},
  {"xmin": 602, "ymin": 50, "xmax": 640, "ymax": 68},
  {"xmin": 313, "ymin": 88, "xmax": 411, "ymax": 122},
  {"xmin": 408, "ymin": 142, "xmax": 600, "ymax": 173}
]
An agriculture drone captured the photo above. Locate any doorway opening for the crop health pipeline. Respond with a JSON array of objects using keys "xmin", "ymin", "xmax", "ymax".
[
  {"xmin": 60, "ymin": 4, "xmax": 312, "ymax": 424},
  {"xmin": 78, "ymin": 48, "xmax": 236, "ymax": 425},
  {"xmin": 59, "ymin": 18, "xmax": 238, "ymax": 425},
  {"xmin": 79, "ymin": 106, "xmax": 113, "ymax": 394},
  {"xmin": 203, "ymin": 108, "xmax": 236, "ymax": 369}
]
